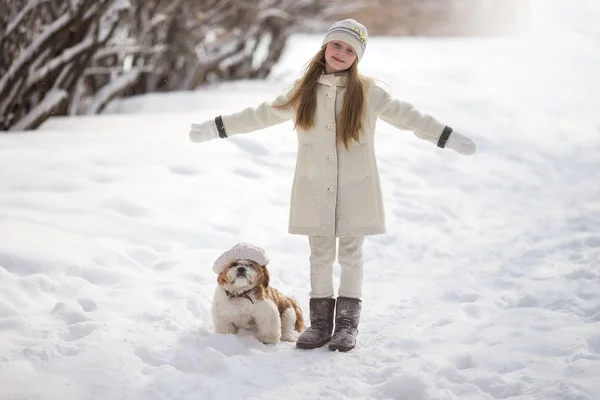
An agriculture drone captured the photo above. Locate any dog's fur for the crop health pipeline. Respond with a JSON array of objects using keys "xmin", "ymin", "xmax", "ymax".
[{"xmin": 212, "ymin": 259, "xmax": 305, "ymax": 344}]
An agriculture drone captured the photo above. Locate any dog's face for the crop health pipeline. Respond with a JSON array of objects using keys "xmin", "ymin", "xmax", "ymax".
[{"xmin": 217, "ymin": 259, "xmax": 269, "ymax": 291}]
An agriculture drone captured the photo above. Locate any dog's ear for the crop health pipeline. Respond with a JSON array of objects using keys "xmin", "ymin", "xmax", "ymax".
[
  {"xmin": 260, "ymin": 265, "xmax": 270, "ymax": 288},
  {"xmin": 217, "ymin": 270, "xmax": 228, "ymax": 285}
]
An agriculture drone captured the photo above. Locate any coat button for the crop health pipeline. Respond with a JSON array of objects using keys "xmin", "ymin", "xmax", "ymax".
[
  {"xmin": 326, "ymin": 122, "xmax": 334, "ymax": 130},
  {"xmin": 327, "ymin": 155, "xmax": 335, "ymax": 162},
  {"xmin": 326, "ymin": 92, "xmax": 334, "ymax": 98},
  {"xmin": 328, "ymin": 185, "xmax": 335, "ymax": 192}
]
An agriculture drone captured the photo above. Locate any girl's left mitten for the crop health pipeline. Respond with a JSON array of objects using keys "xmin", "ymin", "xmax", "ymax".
[{"xmin": 445, "ymin": 131, "xmax": 476, "ymax": 156}]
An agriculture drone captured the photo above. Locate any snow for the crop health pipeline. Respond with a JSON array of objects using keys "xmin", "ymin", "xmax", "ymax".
[{"xmin": 1, "ymin": 1, "xmax": 599, "ymax": 399}]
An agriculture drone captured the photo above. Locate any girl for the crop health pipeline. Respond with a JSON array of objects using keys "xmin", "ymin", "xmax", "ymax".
[{"xmin": 189, "ymin": 19, "xmax": 476, "ymax": 352}]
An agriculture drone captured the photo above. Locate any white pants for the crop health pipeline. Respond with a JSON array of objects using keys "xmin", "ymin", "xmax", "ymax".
[{"xmin": 308, "ymin": 235, "xmax": 365, "ymax": 299}]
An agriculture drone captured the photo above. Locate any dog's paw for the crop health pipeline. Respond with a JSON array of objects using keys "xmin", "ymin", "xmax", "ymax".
[
  {"xmin": 281, "ymin": 331, "xmax": 300, "ymax": 342},
  {"xmin": 258, "ymin": 332, "xmax": 280, "ymax": 345}
]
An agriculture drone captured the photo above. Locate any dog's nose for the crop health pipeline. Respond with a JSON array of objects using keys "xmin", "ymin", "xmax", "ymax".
[{"xmin": 237, "ymin": 267, "xmax": 246, "ymax": 275}]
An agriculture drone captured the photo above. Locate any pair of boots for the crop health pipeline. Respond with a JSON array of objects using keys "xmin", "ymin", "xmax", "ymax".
[{"xmin": 296, "ymin": 297, "xmax": 361, "ymax": 352}]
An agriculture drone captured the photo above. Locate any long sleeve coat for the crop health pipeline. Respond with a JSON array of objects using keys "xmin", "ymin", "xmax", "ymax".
[{"xmin": 213, "ymin": 74, "xmax": 451, "ymax": 237}]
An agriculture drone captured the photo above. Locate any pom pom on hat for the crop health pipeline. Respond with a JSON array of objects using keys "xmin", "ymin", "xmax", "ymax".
[
  {"xmin": 322, "ymin": 19, "xmax": 368, "ymax": 62},
  {"xmin": 213, "ymin": 243, "xmax": 269, "ymax": 274}
]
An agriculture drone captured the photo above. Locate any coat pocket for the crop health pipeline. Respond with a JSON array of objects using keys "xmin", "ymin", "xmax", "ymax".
[{"xmin": 360, "ymin": 144, "xmax": 373, "ymax": 177}]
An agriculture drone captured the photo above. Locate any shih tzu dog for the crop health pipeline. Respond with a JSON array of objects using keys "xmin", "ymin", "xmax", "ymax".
[{"xmin": 211, "ymin": 243, "xmax": 305, "ymax": 344}]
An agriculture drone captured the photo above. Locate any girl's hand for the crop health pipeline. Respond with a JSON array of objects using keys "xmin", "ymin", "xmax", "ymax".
[
  {"xmin": 189, "ymin": 120, "xmax": 218, "ymax": 143},
  {"xmin": 446, "ymin": 131, "xmax": 476, "ymax": 155}
]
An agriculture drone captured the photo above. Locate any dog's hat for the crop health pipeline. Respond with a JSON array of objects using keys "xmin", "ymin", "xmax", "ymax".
[{"xmin": 213, "ymin": 243, "xmax": 269, "ymax": 274}]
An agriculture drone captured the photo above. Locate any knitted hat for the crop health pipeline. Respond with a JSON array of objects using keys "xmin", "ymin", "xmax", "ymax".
[
  {"xmin": 322, "ymin": 19, "xmax": 368, "ymax": 62},
  {"xmin": 213, "ymin": 243, "xmax": 269, "ymax": 274}
]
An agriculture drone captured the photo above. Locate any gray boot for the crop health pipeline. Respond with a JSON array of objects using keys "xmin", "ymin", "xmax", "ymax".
[
  {"xmin": 296, "ymin": 297, "xmax": 335, "ymax": 349},
  {"xmin": 329, "ymin": 297, "xmax": 361, "ymax": 352}
]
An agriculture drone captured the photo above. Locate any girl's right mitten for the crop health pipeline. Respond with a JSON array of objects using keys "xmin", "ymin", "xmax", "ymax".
[{"xmin": 189, "ymin": 120, "xmax": 218, "ymax": 143}]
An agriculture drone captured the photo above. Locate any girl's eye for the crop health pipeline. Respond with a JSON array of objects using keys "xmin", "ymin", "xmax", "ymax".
[
  {"xmin": 333, "ymin": 42, "xmax": 340, "ymax": 48},
  {"xmin": 346, "ymin": 49, "xmax": 354, "ymax": 55}
]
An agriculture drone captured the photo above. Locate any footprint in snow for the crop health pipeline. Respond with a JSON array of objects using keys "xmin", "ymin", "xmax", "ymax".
[
  {"xmin": 169, "ymin": 165, "xmax": 199, "ymax": 176},
  {"xmin": 59, "ymin": 321, "xmax": 99, "ymax": 342},
  {"xmin": 78, "ymin": 298, "xmax": 97, "ymax": 312}
]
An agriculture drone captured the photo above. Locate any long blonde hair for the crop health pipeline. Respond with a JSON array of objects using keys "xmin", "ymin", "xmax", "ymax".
[{"xmin": 274, "ymin": 47, "xmax": 367, "ymax": 149}]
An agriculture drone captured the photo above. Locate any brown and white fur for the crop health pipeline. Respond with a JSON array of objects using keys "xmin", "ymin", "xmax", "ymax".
[{"xmin": 212, "ymin": 259, "xmax": 305, "ymax": 344}]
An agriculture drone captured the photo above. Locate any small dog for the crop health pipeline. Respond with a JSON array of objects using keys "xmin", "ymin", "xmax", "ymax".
[{"xmin": 211, "ymin": 244, "xmax": 305, "ymax": 344}]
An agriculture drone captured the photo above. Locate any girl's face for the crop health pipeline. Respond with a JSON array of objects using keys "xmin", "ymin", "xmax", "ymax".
[{"xmin": 324, "ymin": 41, "xmax": 357, "ymax": 73}]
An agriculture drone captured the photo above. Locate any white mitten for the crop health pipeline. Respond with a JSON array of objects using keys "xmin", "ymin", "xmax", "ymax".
[
  {"xmin": 189, "ymin": 119, "xmax": 218, "ymax": 143},
  {"xmin": 445, "ymin": 131, "xmax": 476, "ymax": 156}
]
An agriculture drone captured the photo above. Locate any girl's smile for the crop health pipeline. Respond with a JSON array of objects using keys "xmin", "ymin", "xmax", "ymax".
[{"xmin": 324, "ymin": 40, "xmax": 357, "ymax": 73}]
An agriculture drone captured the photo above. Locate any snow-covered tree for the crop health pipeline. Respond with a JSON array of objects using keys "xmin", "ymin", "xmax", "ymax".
[
  {"xmin": 1, "ymin": 0, "xmax": 359, "ymax": 131},
  {"xmin": 0, "ymin": 0, "xmax": 127, "ymax": 130}
]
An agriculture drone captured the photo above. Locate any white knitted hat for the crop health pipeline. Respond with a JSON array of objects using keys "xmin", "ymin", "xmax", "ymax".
[
  {"xmin": 322, "ymin": 19, "xmax": 368, "ymax": 62},
  {"xmin": 212, "ymin": 243, "xmax": 269, "ymax": 274}
]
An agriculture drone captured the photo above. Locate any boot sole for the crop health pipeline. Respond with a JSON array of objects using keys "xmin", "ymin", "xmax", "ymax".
[
  {"xmin": 328, "ymin": 343, "xmax": 354, "ymax": 352},
  {"xmin": 296, "ymin": 337, "xmax": 331, "ymax": 350}
]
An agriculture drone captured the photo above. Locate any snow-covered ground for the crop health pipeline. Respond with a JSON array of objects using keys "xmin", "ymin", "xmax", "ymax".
[{"xmin": 1, "ymin": 1, "xmax": 599, "ymax": 399}]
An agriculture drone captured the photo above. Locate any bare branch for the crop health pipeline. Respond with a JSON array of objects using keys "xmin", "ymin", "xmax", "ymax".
[
  {"xmin": 10, "ymin": 89, "xmax": 69, "ymax": 131},
  {"xmin": 85, "ymin": 70, "xmax": 140, "ymax": 114}
]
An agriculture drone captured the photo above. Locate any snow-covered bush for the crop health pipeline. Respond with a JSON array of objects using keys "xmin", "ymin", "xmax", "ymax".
[{"xmin": 0, "ymin": 0, "xmax": 357, "ymax": 130}]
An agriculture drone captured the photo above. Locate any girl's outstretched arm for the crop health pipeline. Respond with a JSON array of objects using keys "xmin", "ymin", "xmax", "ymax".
[
  {"xmin": 372, "ymin": 84, "xmax": 476, "ymax": 155},
  {"xmin": 189, "ymin": 84, "xmax": 296, "ymax": 143}
]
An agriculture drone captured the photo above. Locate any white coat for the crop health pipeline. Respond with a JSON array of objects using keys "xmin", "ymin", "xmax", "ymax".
[{"xmin": 220, "ymin": 74, "xmax": 448, "ymax": 237}]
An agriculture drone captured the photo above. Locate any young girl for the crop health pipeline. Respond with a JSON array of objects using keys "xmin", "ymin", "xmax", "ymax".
[{"xmin": 189, "ymin": 19, "xmax": 476, "ymax": 352}]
